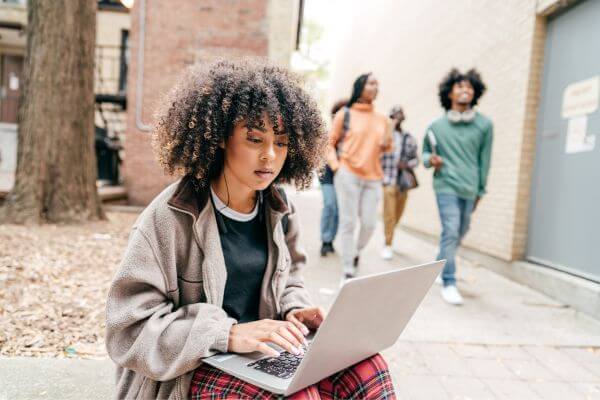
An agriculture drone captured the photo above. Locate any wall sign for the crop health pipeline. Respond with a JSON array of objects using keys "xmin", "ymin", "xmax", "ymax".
[
  {"xmin": 565, "ymin": 115, "xmax": 595, "ymax": 153},
  {"xmin": 562, "ymin": 76, "xmax": 599, "ymax": 118},
  {"xmin": 562, "ymin": 76, "xmax": 598, "ymax": 154}
]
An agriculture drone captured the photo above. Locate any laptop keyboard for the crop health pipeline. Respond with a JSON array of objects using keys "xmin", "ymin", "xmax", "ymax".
[{"xmin": 247, "ymin": 347, "xmax": 306, "ymax": 379}]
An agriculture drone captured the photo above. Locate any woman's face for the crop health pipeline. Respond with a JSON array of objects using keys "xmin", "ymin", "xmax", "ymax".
[
  {"xmin": 222, "ymin": 115, "xmax": 289, "ymax": 191},
  {"xmin": 360, "ymin": 75, "xmax": 379, "ymax": 102}
]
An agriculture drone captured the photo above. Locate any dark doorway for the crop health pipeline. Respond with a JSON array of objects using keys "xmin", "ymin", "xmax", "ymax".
[{"xmin": 0, "ymin": 54, "xmax": 24, "ymax": 123}]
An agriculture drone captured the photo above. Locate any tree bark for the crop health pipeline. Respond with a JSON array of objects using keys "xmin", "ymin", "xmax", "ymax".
[{"xmin": 0, "ymin": 0, "xmax": 104, "ymax": 224}]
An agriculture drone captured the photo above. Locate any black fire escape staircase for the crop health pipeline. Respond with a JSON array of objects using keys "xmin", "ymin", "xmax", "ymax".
[{"xmin": 94, "ymin": 43, "xmax": 127, "ymax": 186}]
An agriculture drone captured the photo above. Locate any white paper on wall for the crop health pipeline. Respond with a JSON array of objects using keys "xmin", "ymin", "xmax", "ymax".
[{"xmin": 565, "ymin": 115, "xmax": 596, "ymax": 154}]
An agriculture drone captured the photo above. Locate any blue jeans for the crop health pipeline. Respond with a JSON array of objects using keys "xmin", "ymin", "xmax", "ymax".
[
  {"xmin": 320, "ymin": 183, "xmax": 339, "ymax": 243},
  {"xmin": 436, "ymin": 193, "xmax": 474, "ymax": 286}
]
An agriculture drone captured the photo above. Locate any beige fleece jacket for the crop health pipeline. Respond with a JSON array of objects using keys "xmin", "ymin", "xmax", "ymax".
[{"xmin": 105, "ymin": 176, "xmax": 312, "ymax": 399}]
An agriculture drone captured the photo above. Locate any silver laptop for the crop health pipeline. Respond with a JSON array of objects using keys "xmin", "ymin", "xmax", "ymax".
[{"xmin": 203, "ymin": 260, "xmax": 445, "ymax": 396}]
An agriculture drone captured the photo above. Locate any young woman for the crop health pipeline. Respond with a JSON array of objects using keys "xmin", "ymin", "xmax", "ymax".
[
  {"xmin": 105, "ymin": 60, "xmax": 396, "ymax": 399},
  {"xmin": 327, "ymin": 73, "xmax": 392, "ymax": 281}
]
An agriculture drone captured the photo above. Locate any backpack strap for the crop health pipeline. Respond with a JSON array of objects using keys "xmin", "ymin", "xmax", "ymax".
[
  {"xmin": 336, "ymin": 106, "xmax": 351, "ymax": 154},
  {"xmin": 343, "ymin": 106, "xmax": 350, "ymax": 133}
]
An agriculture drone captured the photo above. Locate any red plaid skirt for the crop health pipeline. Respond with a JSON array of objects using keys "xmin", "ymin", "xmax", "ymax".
[{"xmin": 189, "ymin": 353, "xmax": 396, "ymax": 399}]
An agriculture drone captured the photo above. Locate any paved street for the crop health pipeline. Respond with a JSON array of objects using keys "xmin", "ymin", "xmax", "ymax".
[
  {"xmin": 2, "ymin": 188, "xmax": 600, "ymax": 399},
  {"xmin": 294, "ymin": 189, "xmax": 600, "ymax": 400}
]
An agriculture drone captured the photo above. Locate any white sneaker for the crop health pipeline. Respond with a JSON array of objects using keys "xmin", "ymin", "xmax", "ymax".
[
  {"xmin": 381, "ymin": 246, "xmax": 393, "ymax": 260},
  {"xmin": 435, "ymin": 275, "xmax": 443, "ymax": 285},
  {"xmin": 441, "ymin": 285, "xmax": 463, "ymax": 305}
]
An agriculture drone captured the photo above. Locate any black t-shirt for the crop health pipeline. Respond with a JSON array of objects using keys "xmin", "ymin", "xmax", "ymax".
[{"xmin": 213, "ymin": 199, "xmax": 268, "ymax": 323}]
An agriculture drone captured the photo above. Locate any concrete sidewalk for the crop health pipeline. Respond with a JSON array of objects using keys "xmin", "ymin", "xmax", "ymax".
[{"xmin": 2, "ymin": 189, "xmax": 600, "ymax": 399}]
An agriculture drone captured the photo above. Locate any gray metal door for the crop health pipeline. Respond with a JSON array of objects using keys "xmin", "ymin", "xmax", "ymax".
[{"xmin": 528, "ymin": 0, "xmax": 600, "ymax": 282}]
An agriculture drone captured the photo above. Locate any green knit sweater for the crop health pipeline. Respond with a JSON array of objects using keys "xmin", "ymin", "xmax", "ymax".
[{"xmin": 422, "ymin": 112, "xmax": 493, "ymax": 200}]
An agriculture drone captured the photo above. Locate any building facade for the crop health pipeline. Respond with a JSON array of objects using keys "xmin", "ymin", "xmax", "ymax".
[
  {"xmin": 123, "ymin": 0, "xmax": 302, "ymax": 204},
  {"xmin": 326, "ymin": 0, "xmax": 598, "ymax": 307},
  {"xmin": 0, "ymin": 0, "xmax": 26, "ymax": 194},
  {"xmin": 0, "ymin": 0, "xmax": 131, "ymax": 194}
]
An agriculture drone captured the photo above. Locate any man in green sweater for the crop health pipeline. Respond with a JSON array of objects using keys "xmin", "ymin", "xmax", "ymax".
[{"xmin": 423, "ymin": 68, "xmax": 493, "ymax": 305}]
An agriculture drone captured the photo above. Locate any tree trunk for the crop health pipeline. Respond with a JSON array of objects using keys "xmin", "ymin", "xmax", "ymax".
[{"xmin": 0, "ymin": 0, "xmax": 104, "ymax": 224}]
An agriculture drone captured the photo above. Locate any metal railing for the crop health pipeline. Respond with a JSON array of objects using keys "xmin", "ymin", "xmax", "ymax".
[
  {"xmin": 95, "ymin": 44, "xmax": 128, "ymax": 97},
  {"xmin": 0, "ymin": 44, "xmax": 128, "ymax": 125}
]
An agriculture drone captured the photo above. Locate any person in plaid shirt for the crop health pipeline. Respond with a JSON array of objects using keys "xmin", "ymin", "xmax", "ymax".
[{"xmin": 381, "ymin": 106, "xmax": 419, "ymax": 260}]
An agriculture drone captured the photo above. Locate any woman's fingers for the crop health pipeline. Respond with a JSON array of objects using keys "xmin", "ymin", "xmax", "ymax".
[
  {"xmin": 299, "ymin": 307, "xmax": 326, "ymax": 328},
  {"xmin": 230, "ymin": 314, "xmax": 329, "ymax": 360},
  {"xmin": 314, "ymin": 307, "xmax": 326, "ymax": 326},
  {"xmin": 279, "ymin": 322, "xmax": 307, "ymax": 348},
  {"xmin": 267, "ymin": 331, "xmax": 302, "ymax": 356},
  {"xmin": 254, "ymin": 340, "xmax": 280, "ymax": 358},
  {"xmin": 285, "ymin": 321, "xmax": 309, "ymax": 343},
  {"xmin": 287, "ymin": 314, "xmax": 310, "ymax": 338}
]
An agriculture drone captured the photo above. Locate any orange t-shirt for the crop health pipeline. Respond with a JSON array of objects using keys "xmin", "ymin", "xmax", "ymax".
[{"xmin": 326, "ymin": 103, "xmax": 392, "ymax": 181}]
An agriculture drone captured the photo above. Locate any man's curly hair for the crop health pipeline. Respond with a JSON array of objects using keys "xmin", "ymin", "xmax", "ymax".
[
  {"xmin": 153, "ymin": 59, "xmax": 326, "ymax": 190},
  {"xmin": 438, "ymin": 68, "xmax": 486, "ymax": 111}
]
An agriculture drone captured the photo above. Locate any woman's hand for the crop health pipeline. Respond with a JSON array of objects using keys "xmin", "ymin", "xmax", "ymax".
[
  {"xmin": 286, "ymin": 307, "xmax": 326, "ymax": 331},
  {"xmin": 228, "ymin": 319, "xmax": 308, "ymax": 358}
]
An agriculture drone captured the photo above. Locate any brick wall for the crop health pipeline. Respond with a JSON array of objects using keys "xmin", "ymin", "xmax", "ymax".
[
  {"xmin": 511, "ymin": 16, "xmax": 546, "ymax": 260},
  {"xmin": 125, "ymin": 0, "xmax": 274, "ymax": 205},
  {"xmin": 327, "ymin": 0, "xmax": 545, "ymax": 261}
]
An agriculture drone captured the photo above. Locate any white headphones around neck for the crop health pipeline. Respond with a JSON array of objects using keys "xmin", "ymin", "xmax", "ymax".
[{"xmin": 447, "ymin": 109, "xmax": 476, "ymax": 123}]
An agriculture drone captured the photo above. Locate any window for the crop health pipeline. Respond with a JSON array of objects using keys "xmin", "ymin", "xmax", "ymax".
[
  {"xmin": 118, "ymin": 30, "xmax": 129, "ymax": 93},
  {"xmin": 97, "ymin": 0, "xmax": 127, "ymax": 11},
  {"xmin": 0, "ymin": 0, "xmax": 27, "ymax": 5}
]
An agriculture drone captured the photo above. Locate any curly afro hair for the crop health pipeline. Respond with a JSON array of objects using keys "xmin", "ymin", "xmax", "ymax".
[
  {"xmin": 438, "ymin": 68, "xmax": 486, "ymax": 111},
  {"xmin": 153, "ymin": 59, "xmax": 327, "ymax": 190}
]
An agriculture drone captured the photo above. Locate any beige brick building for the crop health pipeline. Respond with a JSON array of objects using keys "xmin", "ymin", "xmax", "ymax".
[
  {"xmin": 327, "ymin": 0, "xmax": 575, "ymax": 263},
  {"xmin": 326, "ymin": 0, "xmax": 600, "ymax": 318},
  {"xmin": 123, "ymin": 0, "xmax": 302, "ymax": 204}
]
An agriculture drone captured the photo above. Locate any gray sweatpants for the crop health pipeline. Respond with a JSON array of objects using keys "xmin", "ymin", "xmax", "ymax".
[{"xmin": 334, "ymin": 167, "xmax": 382, "ymax": 274}]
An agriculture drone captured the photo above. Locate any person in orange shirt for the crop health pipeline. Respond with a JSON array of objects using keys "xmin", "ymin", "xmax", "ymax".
[{"xmin": 327, "ymin": 73, "xmax": 392, "ymax": 282}]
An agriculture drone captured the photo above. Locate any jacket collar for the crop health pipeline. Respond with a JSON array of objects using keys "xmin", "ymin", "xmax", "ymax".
[{"xmin": 167, "ymin": 175, "xmax": 289, "ymax": 220}]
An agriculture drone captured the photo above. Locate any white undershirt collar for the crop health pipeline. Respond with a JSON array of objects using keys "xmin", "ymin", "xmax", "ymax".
[{"xmin": 210, "ymin": 186, "xmax": 258, "ymax": 222}]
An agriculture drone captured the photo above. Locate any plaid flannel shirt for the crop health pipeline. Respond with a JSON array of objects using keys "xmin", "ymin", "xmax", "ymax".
[{"xmin": 381, "ymin": 129, "xmax": 419, "ymax": 186}]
